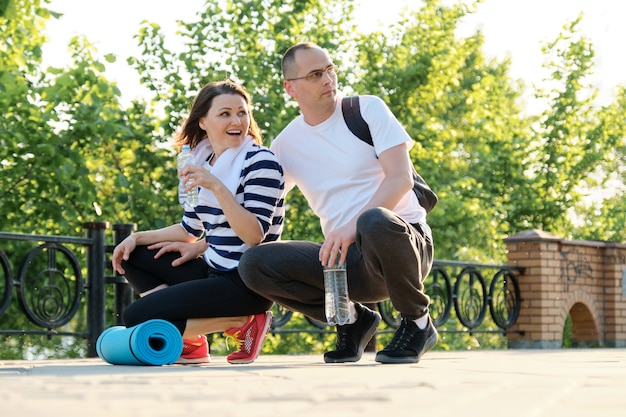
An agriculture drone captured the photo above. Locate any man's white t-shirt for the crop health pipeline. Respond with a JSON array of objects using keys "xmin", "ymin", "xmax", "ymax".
[{"xmin": 271, "ymin": 95, "xmax": 429, "ymax": 238}]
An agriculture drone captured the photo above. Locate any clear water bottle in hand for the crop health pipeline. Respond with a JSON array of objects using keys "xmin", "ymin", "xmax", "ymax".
[
  {"xmin": 177, "ymin": 144, "xmax": 198, "ymax": 208},
  {"xmin": 324, "ymin": 253, "xmax": 350, "ymax": 326}
]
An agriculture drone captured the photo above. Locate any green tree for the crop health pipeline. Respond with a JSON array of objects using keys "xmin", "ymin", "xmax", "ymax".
[
  {"xmin": 353, "ymin": 2, "xmax": 625, "ymax": 259},
  {"xmin": 1, "ymin": 0, "xmax": 179, "ymax": 236},
  {"xmin": 509, "ymin": 17, "xmax": 626, "ymax": 242},
  {"xmin": 353, "ymin": 0, "xmax": 532, "ymax": 262},
  {"xmin": 512, "ymin": 17, "xmax": 611, "ymax": 237},
  {"xmin": 0, "ymin": 0, "xmax": 180, "ymax": 358},
  {"xmin": 571, "ymin": 85, "xmax": 626, "ymax": 242}
]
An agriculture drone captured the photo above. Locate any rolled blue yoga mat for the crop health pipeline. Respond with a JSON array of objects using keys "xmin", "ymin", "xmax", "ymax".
[{"xmin": 96, "ymin": 319, "xmax": 183, "ymax": 366}]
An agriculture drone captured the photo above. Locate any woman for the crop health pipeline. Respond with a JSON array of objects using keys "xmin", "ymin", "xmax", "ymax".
[{"xmin": 111, "ymin": 81, "xmax": 284, "ymax": 365}]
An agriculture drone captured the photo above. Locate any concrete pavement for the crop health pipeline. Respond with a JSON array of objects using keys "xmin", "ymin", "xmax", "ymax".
[{"xmin": 1, "ymin": 349, "xmax": 625, "ymax": 417}]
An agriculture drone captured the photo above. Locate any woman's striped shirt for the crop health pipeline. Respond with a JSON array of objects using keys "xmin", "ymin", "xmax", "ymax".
[{"xmin": 180, "ymin": 142, "xmax": 285, "ymax": 271}]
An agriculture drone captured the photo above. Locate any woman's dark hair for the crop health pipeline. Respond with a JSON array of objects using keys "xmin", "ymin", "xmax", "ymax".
[{"xmin": 174, "ymin": 81, "xmax": 263, "ymax": 150}]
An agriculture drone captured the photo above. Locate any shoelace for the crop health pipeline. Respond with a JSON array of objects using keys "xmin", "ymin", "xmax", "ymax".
[
  {"xmin": 225, "ymin": 322, "xmax": 258, "ymax": 354},
  {"xmin": 223, "ymin": 315, "xmax": 254, "ymax": 352},
  {"xmin": 385, "ymin": 319, "xmax": 415, "ymax": 350},
  {"xmin": 335, "ymin": 324, "xmax": 351, "ymax": 349},
  {"xmin": 224, "ymin": 329, "xmax": 244, "ymax": 351}
]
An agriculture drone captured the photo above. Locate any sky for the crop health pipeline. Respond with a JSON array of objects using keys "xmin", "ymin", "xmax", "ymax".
[{"xmin": 42, "ymin": 0, "xmax": 626, "ymax": 113}]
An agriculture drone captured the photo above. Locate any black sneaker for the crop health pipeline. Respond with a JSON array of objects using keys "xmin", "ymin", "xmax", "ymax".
[
  {"xmin": 324, "ymin": 303, "xmax": 381, "ymax": 363},
  {"xmin": 375, "ymin": 315, "xmax": 438, "ymax": 364}
]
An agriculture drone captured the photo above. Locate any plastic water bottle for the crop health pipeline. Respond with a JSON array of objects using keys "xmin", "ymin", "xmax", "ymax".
[
  {"xmin": 177, "ymin": 144, "xmax": 198, "ymax": 208},
  {"xmin": 324, "ymin": 254, "xmax": 350, "ymax": 326}
]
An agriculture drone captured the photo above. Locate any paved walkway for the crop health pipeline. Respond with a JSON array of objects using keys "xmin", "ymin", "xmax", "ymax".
[{"xmin": 1, "ymin": 349, "xmax": 624, "ymax": 417}]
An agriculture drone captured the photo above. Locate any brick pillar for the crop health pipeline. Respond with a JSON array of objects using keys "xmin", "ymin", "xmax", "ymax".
[
  {"xmin": 602, "ymin": 244, "xmax": 626, "ymax": 347},
  {"xmin": 504, "ymin": 230, "xmax": 564, "ymax": 348},
  {"xmin": 505, "ymin": 230, "xmax": 626, "ymax": 348}
]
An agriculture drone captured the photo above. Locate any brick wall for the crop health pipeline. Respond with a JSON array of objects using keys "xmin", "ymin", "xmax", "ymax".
[{"xmin": 504, "ymin": 230, "xmax": 626, "ymax": 348}]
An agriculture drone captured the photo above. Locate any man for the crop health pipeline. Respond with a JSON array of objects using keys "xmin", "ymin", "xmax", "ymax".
[{"xmin": 239, "ymin": 42, "xmax": 436, "ymax": 364}]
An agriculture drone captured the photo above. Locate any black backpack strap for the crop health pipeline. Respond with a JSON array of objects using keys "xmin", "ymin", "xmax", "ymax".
[{"xmin": 341, "ymin": 96, "xmax": 373, "ymax": 146}]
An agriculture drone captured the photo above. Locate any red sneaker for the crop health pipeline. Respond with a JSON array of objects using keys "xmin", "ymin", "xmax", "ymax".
[
  {"xmin": 176, "ymin": 334, "xmax": 210, "ymax": 364},
  {"xmin": 224, "ymin": 311, "xmax": 272, "ymax": 364}
]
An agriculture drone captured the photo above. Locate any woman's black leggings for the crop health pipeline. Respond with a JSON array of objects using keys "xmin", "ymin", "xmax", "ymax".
[{"xmin": 121, "ymin": 245, "xmax": 272, "ymax": 334}]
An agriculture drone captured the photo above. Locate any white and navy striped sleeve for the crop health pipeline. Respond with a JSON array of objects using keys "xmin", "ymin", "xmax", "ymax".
[{"xmin": 240, "ymin": 145, "xmax": 284, "ymax": 242}]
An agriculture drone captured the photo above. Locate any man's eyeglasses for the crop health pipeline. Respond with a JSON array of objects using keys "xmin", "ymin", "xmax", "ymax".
[{"xmin": 286, "ymin": 65, "xmax": 337, "ymax": 82}]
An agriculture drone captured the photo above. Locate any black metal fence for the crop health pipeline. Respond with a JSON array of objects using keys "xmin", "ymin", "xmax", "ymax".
[
  {"xmin": 269, "ymin": 260, "xmax": 524, "ymax": 335},
  {"xmin": 0, "ymin": 224, "xmax": 524, "ymax": 357},
  {"xmin": 0, "ymin": 223, "xmax": 134, "ymax": 357}
]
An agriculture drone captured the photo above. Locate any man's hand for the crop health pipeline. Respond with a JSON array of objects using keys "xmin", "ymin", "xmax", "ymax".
[
  {"xmin": 148, "ymin": 240, "xmax": 207, "ymax": 267},
  {"xmin": 319, "ymin": 222, "xmax": 356, "ymax": 267}
]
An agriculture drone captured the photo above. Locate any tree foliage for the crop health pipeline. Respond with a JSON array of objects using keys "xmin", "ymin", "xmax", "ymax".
[
  {"xmin": 3, "ymin": 0, "xmax": 624, "ymax": 250},
  {"xmin": 515, "ymin": 17, "xmax": 626, "ymax": 237},
  {"xmin": 353, "ymin": 1, "xmax": 532, "ymax": 260},
  {"xmin": 1, "ymin": 0, "xmax": 180, "ymax": 237}
]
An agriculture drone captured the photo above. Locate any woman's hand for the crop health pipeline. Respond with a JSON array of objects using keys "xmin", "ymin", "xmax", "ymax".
[
  {"xmin": 181, "ymin": 163, "xmax": 265, "ymax": 246},
  {"xmin": 111, "ymin": 225, "xmax": 197, "ymax": 274},
  {"xmin": 147, "ymin": 240, "xmax": 208, "ymax": 267},
  {"xmin": 111, "ymin": 235, "xmax": 138, "ymax": 274},
  {"xmin": 181, "ymin": 164, "xmax": 219, "ymax": 192}
]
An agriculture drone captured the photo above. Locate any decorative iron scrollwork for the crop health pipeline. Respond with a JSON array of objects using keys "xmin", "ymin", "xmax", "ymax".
[
  {"xmin": 270, "ymin": 303, "xmax": 293, "ymax": 330},
  {"xmin": 16, "ymin": 243, "xmax": 84, "ymax": 328},
  {"xmin": 377, "ymin": 266, "xmax": 453, "ymax": 329},
  {"xmin": 489, "ymin": 269, "xmax": 521, "ymax": 329},
  {"xmin": 0, "ymin": 250, "xmax": 12, "ymax": 318},
  {"xmin": 454, "ymin": 267, "xmax": 488, "ymax": 329},
  {"xmin": 378, "ymin": 299, "xmax": 401, "ymax": 328},
  {"xmin": 426, "ymin": 266, "xmax": 453, "ymax": 328}
]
